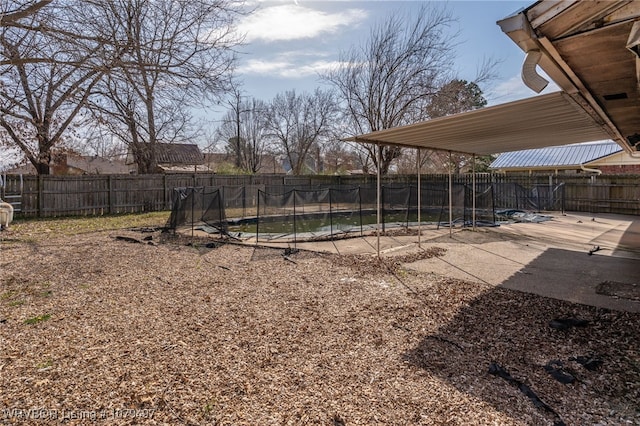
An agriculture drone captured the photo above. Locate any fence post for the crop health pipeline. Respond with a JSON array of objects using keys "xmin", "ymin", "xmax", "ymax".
[
  {"xmin": 491, "ymin": 182, "xmax": 496, "ymax": 224},
  {"xmin": 548, "ymin": 174, "xmax": 553, "ymax": 210},
  {"xmin": 242, "ymin": 185, "xmax": 246, "ymax": 218},
  {"xmin": 256, "ymin": 189, "xmax": 261, "ymax": 243},
  {"xmin": 293, "ymin": 189, "xmax": 297, "ymax": 250},
  {"xmin": 108, "ymin": 175, "xmax": 114, "ymax": 214},
  {"xmin": 163, "ymin": 175, "xmax": 168, "ymax": 210},
  {"xmin": 358, "ymin": 187, "xmax": 363, "ymax": 236},
  {"xmin": 329, "ymin": 188, "xmax": 333, "ymax": 237},
  {"xmin": 37, "ymin": 175, "xmax": 44, "ymax": 218}
]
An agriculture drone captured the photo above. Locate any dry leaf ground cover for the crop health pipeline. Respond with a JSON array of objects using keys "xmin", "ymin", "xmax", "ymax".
[{"xmin": 0, "ymin": 214, "xmax": 639, "ymax": 425}]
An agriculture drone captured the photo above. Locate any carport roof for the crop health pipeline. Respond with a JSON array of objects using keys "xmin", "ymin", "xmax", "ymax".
[{"xmin": 343, "ymin": 91, "xmax": 612, "ymax": 156}]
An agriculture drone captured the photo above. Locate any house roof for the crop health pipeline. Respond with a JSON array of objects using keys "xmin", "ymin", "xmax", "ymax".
[
  {"xmin": 498, "ymin": 0, "xmax": 640, "ymax": 154},
  {"xmin": 490, "ymin": 141, "xmax": 623, "ymax": 169},
  {"xmin": 4, "ymin": 154, "xmax": 131, "ymax": 175},
  {"xmin": 66, "ymin": 155, "xmax": 130, "ymax": 174},
  {"xmin": 156, "ymin": 143, "xmax": 204, "ymax": 165},
  {"xmin": 126, "ymin": 143, "xmax": 205, "ymax": 166}
]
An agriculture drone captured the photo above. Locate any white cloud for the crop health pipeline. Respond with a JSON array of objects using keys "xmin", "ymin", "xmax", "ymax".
[
  {"xmin": 239, "ymin": 59, "xmax": 293, "ymax": 75},
  {"xmin": 277, "ymin": 49, "xmax": 331, "ymax": 60},
  {"xmin": 239, "ymin": 4, "xmax": 367, "ymax": 43},
  {"xmin": 239, "ymin": 56, "xmax": 345, "ymax": 79},
  {"xmin": 279, "ymin": 60, "xmax": 344, "ymax": 78}
]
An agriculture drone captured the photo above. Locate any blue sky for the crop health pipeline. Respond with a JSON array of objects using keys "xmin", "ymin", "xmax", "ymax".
[{"xmin": 222, "ymin": 0, "xmax": 559, "ymax": 118}]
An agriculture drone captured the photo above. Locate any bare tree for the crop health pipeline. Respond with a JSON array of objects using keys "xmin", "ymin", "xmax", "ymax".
[
  {"xmin": 323, "ymin": 5, "xmax": 458, "ymax": 174},
  {"xmin": 322, "ymin": 140, "xmax": 360, "ymax": 174},
  {"xmin": 0, "ymin": 1, "xmax": 117, "ymax": 66},
  {"xmin": 265, "ymin": 89, "xmax": 337, "ymax": 175},
  {"xmin": 88, "ymin": 75, "xmax": 200, "ymax": 173},
  {"xmin": 0, "ymin": 1, "xmax": 52, "ymax": 26},
  {"xmin": 216, "ymin": 97, "xmax": 269, "ymax": 173},
  {"xmin": 62, "ymin": 124, "xmax": 126, "ymax": 160},
  {"xmin": 223, "ymin": 84, "xmax": 250, "ymax": 169},
  {"xmin": 0, "ymin": 1, "xmax": 114, "ymax": 174},
  {"xmin": 85, "ymin": 0, "xmax": 243, "ymax": 174},
  {"xmin": 0, "ymin": 136, "xmax": 23, "ymax": 171}
]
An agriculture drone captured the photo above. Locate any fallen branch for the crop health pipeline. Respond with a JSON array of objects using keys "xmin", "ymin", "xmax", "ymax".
[
  {"xmin": 115, "ymin": 235, "xmax": 156, "ymax": 246},
  {"xmin": 544, "ymin": 360, "xmax": 576, "ymax": 384},
  {"xmin": 549, "ymin": 318, "xmax": 589, "ymax": 330},
  {"xmin": 588, "ymin": 245, "xmax": 601, "ymax": 256}
]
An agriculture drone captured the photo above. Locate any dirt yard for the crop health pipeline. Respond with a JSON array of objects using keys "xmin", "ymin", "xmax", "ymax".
[{"xmin": 1, "ymin": 215, "xmax": 638, "ymax": 425}]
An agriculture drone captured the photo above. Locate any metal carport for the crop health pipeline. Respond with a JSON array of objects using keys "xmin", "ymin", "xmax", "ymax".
[
  {"xmin": 344, "ymin": 92, "xmax": 611, "ymax": 155},
  {"xmin": 343, "ymin": 91, "xmax": 612, "ymax": 256},
  {"xmin": 344, "ymin": 0, "xmax": 640, "ymax": 256}
]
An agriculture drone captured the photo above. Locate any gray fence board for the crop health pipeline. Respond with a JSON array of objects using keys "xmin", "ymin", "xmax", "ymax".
[{"xmin": 1, "ymin": 173, "xmax": 638, "ymax": 218}]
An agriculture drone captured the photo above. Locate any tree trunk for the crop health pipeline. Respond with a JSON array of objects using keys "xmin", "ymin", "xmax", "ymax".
[
  {"xmin": 130, "ymin": 140, "xmax": 156, "ymax": 174},
  {"xmin": 35, "ymin": 161, "xmax": 51, "ymax": 175},
  {"xmin": 33, "ymin": 145, "xmax": 52, "ymax": 175},
  {"xmin": 373, "ymin": 146, "xmax": 401, "ymax": 174}
]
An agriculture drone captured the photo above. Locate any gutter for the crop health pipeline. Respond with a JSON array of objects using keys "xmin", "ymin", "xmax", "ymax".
[
  {"xmin": 580, "ymin": 164, "xmax": 602, "ymax": 175},
  {"xmin": 497, "ymin": 6, "xmax": 633, "ymax": 155}
]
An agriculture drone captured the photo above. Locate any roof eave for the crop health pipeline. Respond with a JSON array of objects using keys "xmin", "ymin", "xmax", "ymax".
[{"xmin": 497, "ymin": 3, "xmax": 634, "ymax": 155}]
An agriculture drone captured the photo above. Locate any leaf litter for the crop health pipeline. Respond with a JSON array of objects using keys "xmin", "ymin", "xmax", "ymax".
[{"xmin": 0, "ymin": 224, "xmax": 638, "ymax": 425}]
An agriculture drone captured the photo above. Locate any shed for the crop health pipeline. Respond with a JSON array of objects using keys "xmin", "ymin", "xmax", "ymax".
[{"xmin": 126, "ymin": 143, "xmax": 210, "ymax": 173}]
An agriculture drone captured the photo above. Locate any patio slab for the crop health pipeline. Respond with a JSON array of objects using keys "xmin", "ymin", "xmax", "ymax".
[{"xmin": 248, "ymin": 212, "xmax": 640, "ymax": 312}]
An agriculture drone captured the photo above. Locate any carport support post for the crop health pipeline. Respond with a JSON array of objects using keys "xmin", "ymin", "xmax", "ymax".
[
  {"xmin": 448, "ymin": 151, "xmax": 453, "ymax": 238},
  {"xmin": 293, "ymin": 189, "xmax": 297, "ymax": 250},
  {"xmin": 472, "ymin": 154, "xmax": 476, "ymax": 231},
  {"xmin": 329, "ymin": 188, "xmax": 333, "ymax": 236},
  {"xmin": 376, "ymin": 143, "xmax": 381, "ymax": 258},
  {"xmin": 191, "ymin": 187, "xmax": 195, "ymax": 239},
  {"xmin": 417, "ymin": 148, "xmax": 421, "ymax": 248},
  {"xmin": 256, "ymin": 191, "xmax": 260, "ymax": 244}
]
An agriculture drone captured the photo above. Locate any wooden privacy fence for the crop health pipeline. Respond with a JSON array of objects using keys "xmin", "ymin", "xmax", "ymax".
[{"xmin": 1, "ymin": 173, "xmax": 638, "ymax": 218}]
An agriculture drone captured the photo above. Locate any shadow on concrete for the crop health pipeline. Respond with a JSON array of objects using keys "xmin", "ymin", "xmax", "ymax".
[
  {"xmin": 403, "ymin": 286, "xmax": 640, "ymax": 425},
  {"xmin": 612, "ymin": 219, "xmax": 640, "ymax": 258},
  {"xmin": 499, "ymin": 247, "xmax": 639, "ymax": 312}
]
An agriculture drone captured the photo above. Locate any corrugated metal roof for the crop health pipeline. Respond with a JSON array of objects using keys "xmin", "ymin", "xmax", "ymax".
[
  {"xmin": 344, "ymin": 92, "xmax": 615, "ymax": 155},
  {"xmin": 490, "ymin": 141, "xmax": 622, "ymax": 169}
]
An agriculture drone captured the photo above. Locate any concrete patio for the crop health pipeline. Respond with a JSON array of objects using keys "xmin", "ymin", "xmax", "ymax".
[{"xmin": 253, "ymin": 212, "xmax": 640, "ymax": 312}]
